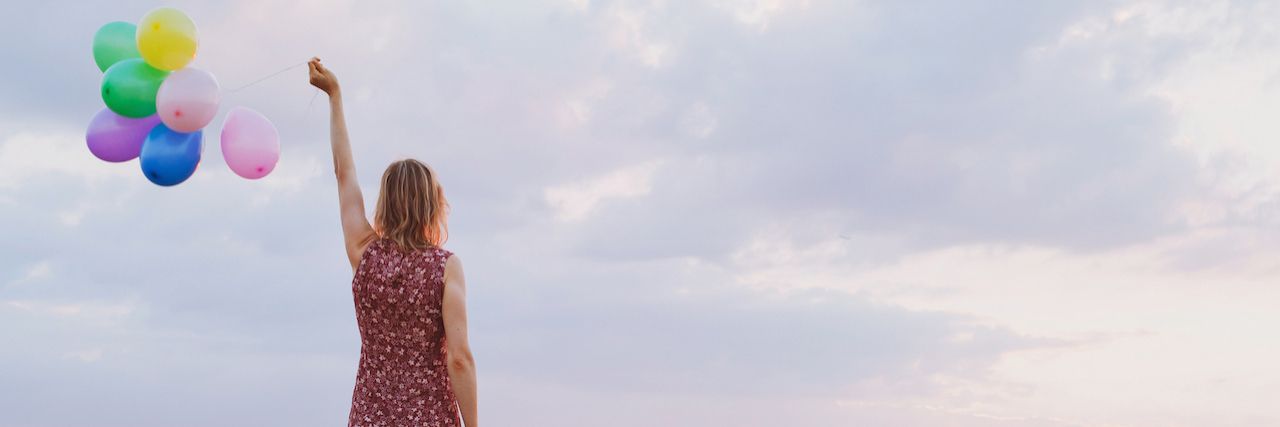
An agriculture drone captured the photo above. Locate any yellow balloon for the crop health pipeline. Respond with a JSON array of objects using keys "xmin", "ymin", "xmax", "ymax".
[{"xmin": 136, "ymin": 7, "xmax": 199, "ymax": 71}]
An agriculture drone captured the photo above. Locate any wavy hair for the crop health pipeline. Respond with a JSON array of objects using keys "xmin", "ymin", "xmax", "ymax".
[{"xmin": 373, "ymin": 159, "xmax": 449, "ymax": 251}]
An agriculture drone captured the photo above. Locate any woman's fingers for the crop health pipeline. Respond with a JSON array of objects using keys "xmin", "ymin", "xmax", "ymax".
[{"xmin": 308, "ymin": 57, "xmax": 326, "ymax": 77}]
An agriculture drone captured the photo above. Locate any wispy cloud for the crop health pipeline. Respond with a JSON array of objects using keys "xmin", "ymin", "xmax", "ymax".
[{"xmin": 545, "ymin": 159, "xmax": 664, "ymax": 221}]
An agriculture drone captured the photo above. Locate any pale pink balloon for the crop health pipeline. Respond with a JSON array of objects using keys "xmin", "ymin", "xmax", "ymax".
[
  {"xmin": 156, "ymin": 67, "xmax": 220, "ymax": 133},
  {"xmin": 221, "ymin": 107, "xmax": 280, "ymax": 179}
]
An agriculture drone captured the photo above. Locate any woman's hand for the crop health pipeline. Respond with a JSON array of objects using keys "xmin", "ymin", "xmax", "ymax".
[{"xmin": 308, "ymin": 57, "xmax": 340, "ymax": 95}]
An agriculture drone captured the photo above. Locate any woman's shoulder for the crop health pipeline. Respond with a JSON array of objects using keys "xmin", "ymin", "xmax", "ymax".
[{"xmin": 439, "ymin": 248, "xmax": 463, "ymax": 282}]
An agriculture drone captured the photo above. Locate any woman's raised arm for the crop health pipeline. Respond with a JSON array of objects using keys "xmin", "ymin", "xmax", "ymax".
[{"xmin": 310, "ymin": 58, "xmax": 377, "ymax": 271}]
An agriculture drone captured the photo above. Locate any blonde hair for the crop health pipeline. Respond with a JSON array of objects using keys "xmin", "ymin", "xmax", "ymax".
[{"xmin": 373, "ymin": 159, "xmax": 449, "ymax": 251}]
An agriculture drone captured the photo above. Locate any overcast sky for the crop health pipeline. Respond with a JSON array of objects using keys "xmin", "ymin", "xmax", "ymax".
[{"xmin": 4, "ymin": 0, "xmax": 1280, "ymax": 426}]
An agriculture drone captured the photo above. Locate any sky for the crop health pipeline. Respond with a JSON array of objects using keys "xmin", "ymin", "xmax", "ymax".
[{"xmin": 3, "ymin": 0, "xmax": 1280, "ymax": 425}]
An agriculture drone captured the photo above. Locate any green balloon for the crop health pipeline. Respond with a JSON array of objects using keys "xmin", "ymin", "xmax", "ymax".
[
  {"xmin": 101, "ymin": 58, "xmax": 169, "ymax": 118},
  {"xmin": 93, "ymin": 21, "xmax": 141, "ymax": 72}
]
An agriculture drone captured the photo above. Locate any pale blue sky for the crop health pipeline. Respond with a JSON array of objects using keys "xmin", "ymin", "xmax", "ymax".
[{"xmin": 4, "ymin": 0, "xmax": 1280, "ymax": 426}]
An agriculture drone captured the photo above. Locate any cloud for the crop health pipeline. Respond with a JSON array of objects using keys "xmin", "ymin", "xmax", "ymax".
[
  {"xmin": 544, "ymin": 159, "xmax": 664, "ymax": 221},
  {"xmin": 4, "ymin": 0, "xmax": 1280, "ymax": 426},
  {"xmin": 717, "ymin": 223, "xmax": 1280, "ymax": 425},
  {"xmin": 712, "ymin": 0, "xmax": 813, "ymax": 30},
  {"xmin": 482, "ymin": 289, "xmax": 1055, "ymax": 397},
  {"xmin": 62, "ymin": 347, "xmax": 104, "ymax": 362},
  {"xmin": 0, "ymin": 130, "xmax": 138, "ymax": 189}
]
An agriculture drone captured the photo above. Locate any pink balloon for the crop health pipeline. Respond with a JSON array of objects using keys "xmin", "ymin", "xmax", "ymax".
[
  {"xmin": 156, "ymin": 67, "xmax": 220, "ymax": 133},
  {"xmin": 86, "ymin": 108, "xmax": 161, "ymax": 162},
  {"xmin": 221, "ymin": 107, "xmax": 280, "ymax": 179}
]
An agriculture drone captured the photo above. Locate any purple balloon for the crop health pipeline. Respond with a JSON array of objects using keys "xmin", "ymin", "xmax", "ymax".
[
  {"xmin": 221, "ymin": 107, "xmax": 280, "ymax": 179},
  {"xmin": 86, "ymin": 107, "xmax": 161, "ymax": 162}
]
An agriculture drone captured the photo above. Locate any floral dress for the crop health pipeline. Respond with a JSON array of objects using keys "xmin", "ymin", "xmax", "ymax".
[{"xmin": 348, "ymin": 239, "xmax": 459, "ymax": 427}]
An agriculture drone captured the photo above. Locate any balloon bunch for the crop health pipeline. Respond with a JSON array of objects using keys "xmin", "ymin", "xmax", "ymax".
[{"xmin": 87, "ymin": 7, "xmax": 281, "ymax": 186}]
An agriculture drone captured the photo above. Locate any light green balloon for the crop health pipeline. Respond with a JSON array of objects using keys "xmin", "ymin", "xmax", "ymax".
[
  {"xmin": 101, "ymin": 58, "xmax": 169, "ymax": 118},
  {"xmin": 93, "ymin": 21, "xmax": 141, "ymax": 72}
]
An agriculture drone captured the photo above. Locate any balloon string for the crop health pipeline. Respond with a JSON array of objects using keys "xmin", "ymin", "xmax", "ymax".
[
  {"xmin": 225, "ymin": 61, "xmax": 310, "ymax": 93},
  {"xmin": 301, "ymin": 88, "xmax": 321, "ymax": 122}
]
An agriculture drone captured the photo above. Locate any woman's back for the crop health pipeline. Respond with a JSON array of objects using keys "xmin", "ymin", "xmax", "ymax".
[{"xmin": 349, "ymin": 239, "xmax": 459, "ymax": 426}]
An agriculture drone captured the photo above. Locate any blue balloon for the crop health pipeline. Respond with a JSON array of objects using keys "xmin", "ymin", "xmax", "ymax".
[{"xmin": 140, "ymin": 123, "xmax": 203, "ymax": 186}]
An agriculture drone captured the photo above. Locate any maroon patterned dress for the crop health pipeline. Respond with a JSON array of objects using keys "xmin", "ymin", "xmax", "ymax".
[{"xmin": 348, "ymin": 238, "xmax": 459, "ymax": 427}]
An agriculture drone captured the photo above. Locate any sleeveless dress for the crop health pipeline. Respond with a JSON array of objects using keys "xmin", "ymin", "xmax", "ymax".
[{"xmin": 348, "ymin": 239, "xmax": 460, "ymax": 427}]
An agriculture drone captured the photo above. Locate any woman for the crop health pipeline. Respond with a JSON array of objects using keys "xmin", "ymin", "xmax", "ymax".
[{"xmin": 309, "ymin": 58, "xmax": 478, "ymax": 427}]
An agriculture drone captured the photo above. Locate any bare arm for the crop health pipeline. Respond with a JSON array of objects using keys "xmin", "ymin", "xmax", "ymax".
[
  {"xmin": 442, "ymin": 256, "xmax": 477, "ymax": 426},
  {"xmin": 310, "ymin": 58, "xmax": 377, "ymax": 271}
]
